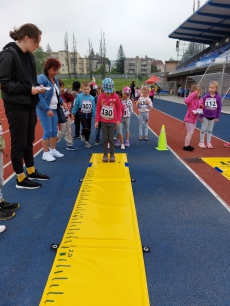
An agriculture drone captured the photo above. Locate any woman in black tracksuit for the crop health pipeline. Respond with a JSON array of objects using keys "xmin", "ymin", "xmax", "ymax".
[{"xmin": 0, "ymin": 23, "xmax": 49, "ymax": 189}]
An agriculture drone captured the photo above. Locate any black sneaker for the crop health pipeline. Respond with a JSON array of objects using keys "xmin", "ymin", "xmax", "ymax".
[
  {"xmin": 27, "ymin": 170, "xmax": 49, "ymax": 181},
  {"xmin": 0, "ymin": 199, "xmax": 20, "ymax": 211},
  {"xmin": 0, "ymin": 209, "xmax": 15, "ymax": 220},
  {"xmin": 16, "ymin": 177, "xmax": 41, "ymax": 189},
  {"xmin": 183, "ymin": 145, "xmax": 194, "ymax": 151}
]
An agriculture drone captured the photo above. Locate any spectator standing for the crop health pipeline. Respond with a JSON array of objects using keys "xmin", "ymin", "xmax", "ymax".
[{"xmin": 130, "ymin": 81, "xmax": 135, "ymax": 100}]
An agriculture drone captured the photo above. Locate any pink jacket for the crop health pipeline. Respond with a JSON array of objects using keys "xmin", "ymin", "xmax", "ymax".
[
  {"xmin": 95, "ymin": 93, "xmax": 121, "ymax": 124},
  {"xmin": 184, "ymin": 91, "xmax": 203, "ymax": 123}
]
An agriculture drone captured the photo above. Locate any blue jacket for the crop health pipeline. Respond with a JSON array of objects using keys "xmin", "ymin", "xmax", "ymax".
[
  {"xmin": 37, "ymin": 74, "xmax": 64, "ymax": 113},
  {"xmin": 72, "ymin": 92, "xmax": 96, "ymax": 118}
]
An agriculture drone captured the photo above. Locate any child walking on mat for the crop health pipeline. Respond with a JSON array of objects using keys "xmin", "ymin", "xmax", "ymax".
[
  {"xmin": 183, "ymin": 84, "xmax": 203, "ymax": 151},
  {"xmin": 136, "ymin": 86, "xmax": 153, "ymax": 140},
  {"xmin": 95, "ymin": 78, "xmax": 121, "ymax": 162},
  {"xmin": 198, "ymin": 81, "xmax": 222, "ymax": 149}
]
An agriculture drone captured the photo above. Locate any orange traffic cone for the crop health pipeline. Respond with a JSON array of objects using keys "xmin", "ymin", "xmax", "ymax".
[{"xmin": 156, "ymin": 125, "xmax": 168, "ymax": 151}]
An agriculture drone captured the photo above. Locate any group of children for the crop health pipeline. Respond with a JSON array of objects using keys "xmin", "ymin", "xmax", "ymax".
[{"xmin": 183, "ymin": 81, "xmax": 222, "ymax": 151}]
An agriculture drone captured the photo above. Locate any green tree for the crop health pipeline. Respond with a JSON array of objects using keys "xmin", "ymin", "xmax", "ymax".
[
  {"xmin": 169, "ymin": 57, "xmax": 176, "ymax": 61},
  {"xmin": 46, "ymin": 43, "xmax": 52, "ymax": 52},
  {"xmin": 115, "ymin": 45, "xmax": 125, "ymax": 74},
  {"xmin": 151, "ymin": 65, "xmax": 158, "ymax": 73},
  {"xmin": 33, "ymin": 47, "xmax": 46, "ymax": 74},
  {"xmin": 181, "ymin": 42, "xmax": 206, "ymax": 63}
]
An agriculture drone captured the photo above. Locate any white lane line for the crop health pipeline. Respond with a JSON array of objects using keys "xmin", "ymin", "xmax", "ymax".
[{"xmin": 133, "ymin": 110, "xmax": 230, "ymax": 213}]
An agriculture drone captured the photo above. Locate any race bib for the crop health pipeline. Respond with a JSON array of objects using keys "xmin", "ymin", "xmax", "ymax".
[
  {"xmin": 139, "ymin": 98, "xmax": 147, "ymax": 108},
  {"xmin": 205, "ymin": 98, "xmax": 217, "ymax": 110},
  {"xmin": 123, "ymin": 105, "xmax": 129, "ymax": 117},
  {"xmin": 101, "ymin": 105, "xmax": 114, "ymax": 120},
  {"xmin": 81, "ymin": 100, "xmax": 92, "ymax": 113}
]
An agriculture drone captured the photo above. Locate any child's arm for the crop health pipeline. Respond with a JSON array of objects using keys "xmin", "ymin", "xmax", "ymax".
[
  {"xmin": 115, "ymin": 97, "xmax": 121, "ymax": 125},
  {"xmin": 72, "ymin": 95, "xmax": 80, "ymax": 116},
  {"xmin": 184, "ymin": 91, "xmax": 197, "ymax": 104},
  {"xmin": 95, "ymin": 95, "xmax": 102, "ymax": 126},
  {"xmin": 128, "ymin": 100, "xmax": 133, "ymax": 114},
  {"xmin": 91, "ymin": 96, "xmax": 96, "ymax": 118},
  {"xmin": 216, "ymin": 95, "xmax": 222, "ymax": 121}
]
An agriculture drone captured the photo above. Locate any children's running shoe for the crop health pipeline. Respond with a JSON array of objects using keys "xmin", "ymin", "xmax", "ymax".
[
  {"xmin": 66, "ymin": 146, "xmax": 78, "ymax": 151},
  {"xmin": 198, "ymin": 143, "xmax": 206, "ymax": 149},
  {"xmin": 81, "ymin": 134, "xmax": 86, "ymax": 142},
  {"xmin": 183, "ymin": 145, "xmax": 194, "ymax": 151},
  {"xmin": 42, "ymin": 152, "xmax": 56, "ymax": 162},
  {"xmin": 50, "ymin": 149, "xmax": 64, "ymax": 158},
  {"xmin": 121, "ymin": 144, "xmax": 125, "ymax": 150},
  {"xmin": 102, "ymin": 154, "xmax": 108, "ymax": 162},
  {"xmin": 223, "ymin": 142, "xmax": 230, "ymax": 148},
  {"xmin": 27, "ymin": 169, "xmax": 49, "ymax": 180},
  {"xmin": 115, "ymin": 140, "xmax": 121, "ymax": 147},
  {"xmin": 94, "ymin": 141, "xmax": 100, "ymax": 146},
  {"xmin": 16, "ymin": 177, "xmax": 41, "ymax": 189},
  {"xmin": 207, "ymin": 143, "xmax": 213, "ymax": 149},
  {"xmin": 125, "ymin": 140, "xmax": 130, "ymax": 147},
  {"xmin": 144, "ymin": 137, "xmax": 148, "ymax": 141},
  {"xmin": 85, "ymin": 141, "xmax": 92, "ymax": 148},
  {"xmin": 110, "ymin": 155, "xmax": 115, "ymax": 162},
  {"xmin": 0, "ymin": 209, "xmax": 15, "ymax": 221},
  {"xmin": 0, "ymin": 199, "xmax": 20, "ymax": 211},
  {"xmin": 139, "ymin": 136, "xmax": 142, "ymax": 141},
  {"xmin": 0, "ymin": 225, "xmax": 6, "ymax": 233}
]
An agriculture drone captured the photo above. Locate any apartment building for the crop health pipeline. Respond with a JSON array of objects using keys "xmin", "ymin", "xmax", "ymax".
[{"xmin": 124, "ymin": 57, "xmax": 151, "ymax": 75}]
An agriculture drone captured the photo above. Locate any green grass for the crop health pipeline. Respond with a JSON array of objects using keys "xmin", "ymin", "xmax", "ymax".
[{"xmin": 61, "ymin": 77, "xmax": 148, "ymax": 91}]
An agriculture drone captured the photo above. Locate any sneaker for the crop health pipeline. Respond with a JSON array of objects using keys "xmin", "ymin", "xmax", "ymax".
[
  {"xmin": 0, "ymin": 225, "xmax": 6, "ymax": 233},
  {"xmin": 27, "ymin": 169, "xmax": 49, "ymax": 181},
  {"xmin": 125, "ymin": 140, "xmax": 130, "ymax": 147},
  {"xmin": 107, "ymin": 143, "xmax": 110, "ymax": 149},
  {"xmin": 207, "ymin": 143, "xmax": 213, "ymax": 149},
  {"xmin": 0, "ymin": 199, "xmax": 20, "ymax": 210},
  {"xmin": 94, "ymin": 141, "xmax": 100, "ymax": 146},
  {"xmin": 223, "ymin": 142, "xmax": 230, "ymax": 148},
  {"xmin": 183, "ymin": 145, "xmax": 194, "ymax": 151},
  {"xmin": 16, "ymin": 177, "xmax": 41, "ymax": 189},
  {"xmin": 81, "ymin": 134, "xmax": 86, "ymax": 142},
  {"xmin": 85, "ymin": 141, "xmax": 92, "ymax": 148},
  {"xmin": 114, "ymin": 136, "xmax": 117, "ymax": 140},
  {"xmin": 198, "ymin": 143, "xmax": 206, "ymax": 149},
  {"xmin": 139, "ymin": 136, "xmax": 142, "ymax": 141},
  {"xmin": 144, "ymin": 137, "xmax": 148, "ymax": 141},
  {"xmin": 66, "ymin": 145, "xmax": 78, "ymax": 151},
  {"xmin": 115, "ymin": 140, "xmax": 121, "ymax": 147},
  {"xmin": 102, "ymin": 154, "xmax": 108, "ymax": 162},
  {"xmin": 72, "ymin": 135, "xmax": 80, "ymax": 139},
  {"xmin": 110, "ymin": 155, "xmax": 115, "ymax": 162},
  {"xmin": 42, "ymin": 152, "xmax": 56, "ymax": 162},
  {"xmin": 121, "ymin": 144, "xmax": 125, "ymax": 150},
  {"xmin": 50, "ymin": 149, "xmax": 64, "ymax": 158},
  {"xmin": 0, "ymin": 210, "xmax": 15, "ymax": 221}
]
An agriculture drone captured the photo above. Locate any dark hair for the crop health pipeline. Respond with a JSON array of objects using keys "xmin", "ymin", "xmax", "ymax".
[
  {"xmin": 58, "ymin": 79, "xmax": 64, "ymax": 87},
  {"xmin": 9, "ymin": 23, "xmax": 42, "ymax": 43},
  {"xmin": 43, "ymin": 58, "xmax": 61, "ymax": 75},
  {"xmin": 72, "ymin": 81, "xmax": 81, "ymax": 91}
]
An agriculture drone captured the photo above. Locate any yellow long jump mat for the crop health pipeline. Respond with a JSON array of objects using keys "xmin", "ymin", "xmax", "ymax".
[
  {"xmin": 40, "ymin": 153, "xmax": 150, "ymax": 306},
  {"xmin": 201, "ymin": 157, "xmax": 230, "ymax": 181}
]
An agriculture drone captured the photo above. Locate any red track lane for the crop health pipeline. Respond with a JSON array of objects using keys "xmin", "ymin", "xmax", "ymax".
[
  {"xmin": 0, "ymin": 100, "xmax": 43, "ymax": 180},
  {"xmin": 133, "ymin": 103, "xmax": 230, "ymax": 207}
]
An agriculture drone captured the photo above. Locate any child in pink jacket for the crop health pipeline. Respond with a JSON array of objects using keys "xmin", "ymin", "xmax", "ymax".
[{"xmin": 183, "ymin": 84, "xmax": 203, "ymax": 151}]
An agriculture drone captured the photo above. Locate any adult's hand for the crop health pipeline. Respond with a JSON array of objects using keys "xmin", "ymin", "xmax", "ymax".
[{"xmin": 47, "ymin": 110, "xmax": 54, "ymax": 117}]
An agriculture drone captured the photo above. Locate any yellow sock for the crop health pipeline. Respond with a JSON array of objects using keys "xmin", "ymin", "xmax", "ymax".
[
  {"xmin": 17, "ymin": 173, "xmax": 26, "ymax": 182},
  {"xmin": 26, "ymin": 166, "xmax": 35, "ymax": 175}
]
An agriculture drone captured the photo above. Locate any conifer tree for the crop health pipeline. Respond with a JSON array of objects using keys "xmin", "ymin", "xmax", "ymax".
[{"xmin": 115, "ymin": 45, "xmax": 125, "ymax": 74}]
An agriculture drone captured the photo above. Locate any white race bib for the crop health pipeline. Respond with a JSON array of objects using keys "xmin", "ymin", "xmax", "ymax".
[
  {"xmin": 81, "ymin": 100, "xmax": 92, "ymax": 113},
  {"xmin": 139, "ymin": 98, "xmax": 147, "ymax": 109},
  {"xmin": 101, "ymin": 105, "xmax": 114, "ymax": 120},
  {"xmin": 123, "ymin": 105, "xmax": 129, "ymax": 117},
  {"xmin": 205, "ymin": 98, "xmax": 217, "ymax": 110}
]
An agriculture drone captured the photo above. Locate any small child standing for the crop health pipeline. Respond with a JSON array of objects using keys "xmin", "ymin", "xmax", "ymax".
[
  {"xmin": 115, "ymin": 86, "xmax": 133, "ymax": 147},
  {"xmin": 198, "ymin": 81, "xmax": 222, "ymax": 149},
  {"xmin": 115, "ymin": 90, "xmax": 125, "ymax": 150},
  {"xmin": 57, "ymin": 79, "xmax": 78, "ymax": 151},
  {"xmin": 136, "ymin": 86, "xmax": 153, "ymax": 141},
  {"xmin": 95, "ymin": 78, "xmax": 121, "ymax": 162},
  {"xmin": 94, "ymin": 85, "xmax": 102, "ymax": 146},
  {"xmin": 183, "ymin": 84, "xmax": 203, "ymax": 151},
  {"xmin": 72, "ymin": 82, "xmax": 96, "ymax": 148}
]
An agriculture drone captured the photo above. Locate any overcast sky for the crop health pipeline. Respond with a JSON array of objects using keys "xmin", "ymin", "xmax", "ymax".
[{"xmin": 0, "ymin": 0, "xmax": 207, "ymax": 62}]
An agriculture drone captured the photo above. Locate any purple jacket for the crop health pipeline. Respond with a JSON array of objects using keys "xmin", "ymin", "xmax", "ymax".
[
  {"xmin": 184, "ymin": 91, "xmax": 203, "ymax": 123},
  {"xmin": 200, "ymin": 92, "xmax": 222, "ymax": 119}
]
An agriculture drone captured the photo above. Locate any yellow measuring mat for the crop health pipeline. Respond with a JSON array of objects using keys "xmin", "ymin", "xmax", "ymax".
[
  {"xmin": 201, "ymin": 157, "xmax": 230, "ymax": 180},
  {"xmin": 40, "ymin": 153, "xmax": 150, "ymax": 306}
]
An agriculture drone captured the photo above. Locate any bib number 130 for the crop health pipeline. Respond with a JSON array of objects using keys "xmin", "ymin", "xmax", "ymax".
[{"xmin": 101, "ymin": 105, "xmax": 114, "ymax": 120}]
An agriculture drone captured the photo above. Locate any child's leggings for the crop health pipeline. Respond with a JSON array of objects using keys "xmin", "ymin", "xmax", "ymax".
[
  {"xmin": 139, "ymin": 112, "xmax": 149, "ymax": 137},
  {"xmin": 200, "ymin": 117, "xmax": 215, "ymax": 143},
  {"xmin": 184, "ymin": 122, "xmax": 196, "ymax": 146},
  {"xmin": 101, "ymin": 122, "xmax": 116, "ymax": 155},
  {"xmin": 117, "ymin": 117, "xmax": 130, "ymax": 136}
]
